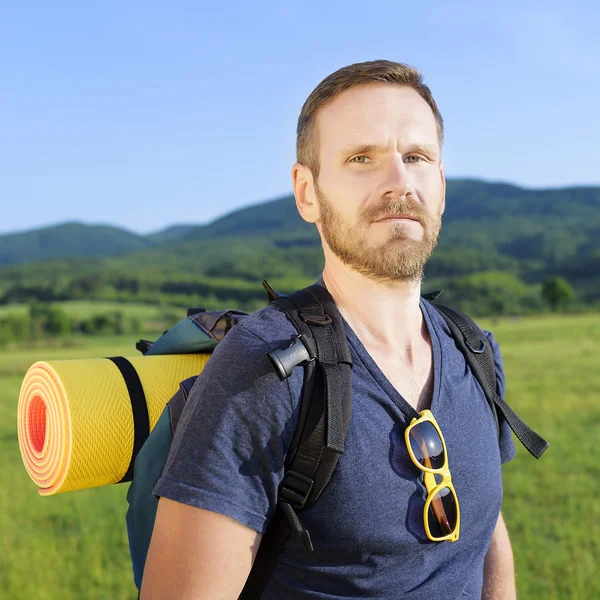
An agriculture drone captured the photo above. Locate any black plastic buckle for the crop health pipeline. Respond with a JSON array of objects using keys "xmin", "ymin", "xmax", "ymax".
[
  {"xmin": 279, "ymin": 470, "xmax": 315, "ymax": 509},
  {"xmin": 466, "ymin": 337, "xmax": 486, "ymax": 354},
  {"xmin": 135, "ymin": 339, "xmax": 154, "ymax": 355},
  {"xmin": 299, "ymin": 313, "xmax": 332, "ymax": 327}
]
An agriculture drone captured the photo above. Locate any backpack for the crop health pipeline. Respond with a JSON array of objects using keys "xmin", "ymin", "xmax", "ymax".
[{"xmin": 125, "ymin": 281, "xmax": 549, "ymax": 598}]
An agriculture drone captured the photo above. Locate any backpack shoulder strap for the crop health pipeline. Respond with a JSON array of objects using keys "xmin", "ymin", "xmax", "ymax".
[
  {"xmin": 432, "ymin": 304, "xmax": 500, "ymax": 437},
  {"xmin": 432, "ymin": 303, "xmax": 549, "ymax": 459},
  {"xmin": 239, "ymin": 283, "xmax": 353, "ymax": 600}
]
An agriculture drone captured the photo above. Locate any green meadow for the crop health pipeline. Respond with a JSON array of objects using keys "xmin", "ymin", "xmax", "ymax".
[
  {"xmin": 1, "ymin": 313, "xmax": 597, "ymax": 599},
  {"xmin": 0, "ymin": 300, "xmax": 186, "ymax": 335},
  {"xmin": 0, "ymin": 301, "xmax": 160, "ymax": 319}
]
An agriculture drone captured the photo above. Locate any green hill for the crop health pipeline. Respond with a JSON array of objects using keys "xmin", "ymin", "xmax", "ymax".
[
  {"xmin": 0, "ymin": 222, "xmax": 153, "ymax": 265},
  {"xmin": 180, "ymin": 195, "xmax": 311, "ymax": 241},
  {"xmin": 146, "ymin": 225, "xmax": 199, "ymax": 244},
  {"xmin": 0, "ymin": 179, "xmax": 598, "ymax": 315}
]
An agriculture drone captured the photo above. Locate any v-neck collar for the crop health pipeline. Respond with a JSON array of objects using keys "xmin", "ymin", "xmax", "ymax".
[
  {"xmin": 312, "ymin": 275, "xmax": 444, "ymax": 421},
  {"xmin": 341, "ymin": 299, "xmax": 443, "ymax": 422}
]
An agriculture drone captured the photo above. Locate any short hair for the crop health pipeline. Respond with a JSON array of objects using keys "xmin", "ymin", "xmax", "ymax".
[{"xmin": 296, "ymin": 60, "xmax": 444, "ymax": 176}]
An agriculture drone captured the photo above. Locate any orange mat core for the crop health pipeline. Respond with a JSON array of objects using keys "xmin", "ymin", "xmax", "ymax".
[{"xmin": 28, "ymin": 395, "xmax": 47, "ymax": 454}]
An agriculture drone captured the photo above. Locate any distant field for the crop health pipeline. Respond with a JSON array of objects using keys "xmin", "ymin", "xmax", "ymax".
[
  {"xmin": 0, "ymin": 300, "xmax": 162, "ymax": 318},
  {"xmin": 0, "ymin": 300, "xmax": 188, "ymax": 337},
  {"xmin": 1, "ymin": 313, "xmax": 597, "ymax": 599}
]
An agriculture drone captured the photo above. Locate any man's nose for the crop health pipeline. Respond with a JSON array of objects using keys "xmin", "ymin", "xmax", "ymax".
[{"xmin": 381, "ymin": 156, "xmax": 413, "ymax": 199}]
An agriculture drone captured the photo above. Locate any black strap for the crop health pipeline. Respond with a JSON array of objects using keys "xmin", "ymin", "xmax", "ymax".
[
  {"xmin": 292, "ymin": 285, "xmax": 352, "ymax": 452},
  {"xmin": 238, "ymin": 284, "xmax": 352, "ymax": 600},
  {"xmin": 433, "ymin": 305, "xmax": 500, "ymax": 439},
  {"xmin": 106, "ymin": 356, "xmax": 150, "ymax": 483},
  {"xmin": 432, "ymin": 305, "xmax": 549, "ymax": 459}
]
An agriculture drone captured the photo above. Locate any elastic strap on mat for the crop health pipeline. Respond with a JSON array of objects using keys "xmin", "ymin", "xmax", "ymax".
[{"xmin": 106, "ymin": 356, "xmax": 150, "ymax": 482}]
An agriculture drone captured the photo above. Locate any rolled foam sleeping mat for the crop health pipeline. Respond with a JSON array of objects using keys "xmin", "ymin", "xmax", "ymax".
[{"xmin": 17, "ymin": 353, "xmax": 210, "ymax": 496}]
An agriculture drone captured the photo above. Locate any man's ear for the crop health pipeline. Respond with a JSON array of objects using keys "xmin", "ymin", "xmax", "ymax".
[
  {"xmin": 292, "ymin": 162, "xmax": 320, "ymax": 224},
  {"xmin": 439, "ymin": 160, "xmax": 446, "ymax": 215}
]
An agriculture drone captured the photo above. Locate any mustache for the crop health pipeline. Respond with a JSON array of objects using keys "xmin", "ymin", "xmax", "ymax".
[{"xmin": 362, "ymin": 200, "xmax": 429, "ymax": 224}]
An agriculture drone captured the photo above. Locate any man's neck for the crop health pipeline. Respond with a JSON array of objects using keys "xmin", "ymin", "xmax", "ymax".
[{"xmin": 321, "ymin": 259, "xmax": 425, "ymax": 358}]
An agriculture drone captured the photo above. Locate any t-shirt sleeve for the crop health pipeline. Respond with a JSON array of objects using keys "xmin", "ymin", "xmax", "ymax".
[
  {"xmin": 153, "ymin": 319, "xmax": 300, "ymax": 534},
  {"xmin": 483, "ymin": 329, "xmax": 517, "ymax": 464}
]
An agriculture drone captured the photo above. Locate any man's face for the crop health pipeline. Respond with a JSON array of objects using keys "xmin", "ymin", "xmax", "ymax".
[{"xmin": 313, "ymin": 83, "xmax": 445, "ymax": 284}]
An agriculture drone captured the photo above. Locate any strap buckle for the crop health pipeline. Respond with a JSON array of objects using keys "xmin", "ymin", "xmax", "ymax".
[
  {"xmin": 466, "ymin": 337, "xmax": 486, "ymax": 354},
  {"xmin": 279, "ymin": 470, "xmax": 315, "ymax": 509},
  {"xmin": 299, "ymin": 313, "xmax": 332, "ymax": 327}
]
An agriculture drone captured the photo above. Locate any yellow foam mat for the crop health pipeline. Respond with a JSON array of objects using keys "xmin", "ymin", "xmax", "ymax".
[{"xmin": 17, "ymin": 354, "xmax": 210, "ymax": 496}]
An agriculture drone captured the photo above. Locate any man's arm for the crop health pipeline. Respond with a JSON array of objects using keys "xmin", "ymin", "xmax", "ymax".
[
  {"xmin": 141, "ymin": 318, "xmax": 299, "ymax": 599},
  {"xmin": 482, "ymin": 511, "xmax": 516, "ymax": 600},
  {"xmin": 140, "ymin": 497, "xmax": 262, "ymax": 600}
]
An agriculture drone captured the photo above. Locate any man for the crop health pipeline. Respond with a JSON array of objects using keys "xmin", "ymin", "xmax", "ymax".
[{"xmin": 141, "ymin": 60, "xmax": 517, "ymax": 599}]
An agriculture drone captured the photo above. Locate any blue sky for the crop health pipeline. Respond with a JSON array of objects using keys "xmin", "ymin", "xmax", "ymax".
[{"xmin": 1, "ymin": 0, "xmax": 598, "ymax": 236}]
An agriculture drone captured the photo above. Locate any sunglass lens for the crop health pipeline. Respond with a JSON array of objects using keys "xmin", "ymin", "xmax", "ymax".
[
  {"xmin": 408, "ymin": 421, "xmax": 445, "ymax": 469},
  {"xmin": 428, "ymin": 486, "xmax": 458, "ymax": 538}
]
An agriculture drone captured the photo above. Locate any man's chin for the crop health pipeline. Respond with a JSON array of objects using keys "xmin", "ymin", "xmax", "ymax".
[
  {"xmin": 360, "ymin": 267, "xmax": 425, "ymax": 285},
  {"xmin": 387, "ymin": 235, "xmax": 426, "ymax": 246},
  {"xmin": 381, "ymin": 237, "xmax": 430, "ymax": 255}
]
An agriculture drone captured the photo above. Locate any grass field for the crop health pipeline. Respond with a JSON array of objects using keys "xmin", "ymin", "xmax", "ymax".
[
  {"xmin": 0, "ymin": 301, "xmax": 165, "ymax": 319},
  {"xmin": 0, "ymin": 300, "xmax": 186, "ymax": 335},
  {"xmin": 1, "ymin": 313, "xmax": 597, "ymax": 599}
]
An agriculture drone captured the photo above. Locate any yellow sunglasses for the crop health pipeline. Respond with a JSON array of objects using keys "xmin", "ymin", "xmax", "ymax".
[{"xmin": 405, "ymin": 410, "xmax": 460, "ymax": 542}]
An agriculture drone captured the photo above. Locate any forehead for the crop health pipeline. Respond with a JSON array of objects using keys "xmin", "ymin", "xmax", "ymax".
[{"xmin": 315, "ymin": 83, "xmax": 439, "ymax": 156}]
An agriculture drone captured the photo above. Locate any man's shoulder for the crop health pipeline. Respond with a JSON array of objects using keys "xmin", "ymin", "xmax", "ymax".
[
  {"xmin": 237, "ymin": 302, "xmax": 298, "ymax": 345},
  {"xmin": 422, "ymin": 300, "xmax": 502, "ymax": 353},
  {"xmin": 423, "ymin": 300, "xmax": 507, "ymax": 403},
  {"xmin": 200, "ymin": 302, "xmax": 299, "ymax": 381}
]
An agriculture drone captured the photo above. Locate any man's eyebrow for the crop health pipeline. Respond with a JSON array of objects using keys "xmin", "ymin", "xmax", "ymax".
[
  {"xmin": 406, "ymin": 143, "xmax": 439, "ymax": 156},
  {"xmin": 338, "ymin": 142, "xmax": 439, "ymax": 158},
  {"xmin": 338, "ymin": 143, "xmax": 381, "ymax": 158}
]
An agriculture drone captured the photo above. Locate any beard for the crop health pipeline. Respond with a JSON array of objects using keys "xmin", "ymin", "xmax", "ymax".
[{"xmin": 316, "ymin": 184, "xmax": 443, "ymax": 284}]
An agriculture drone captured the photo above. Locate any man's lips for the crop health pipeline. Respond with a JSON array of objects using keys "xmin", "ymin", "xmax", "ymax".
[{"xmin": 374, "ymin": 214, "xmax": 421, "ymax": 223}]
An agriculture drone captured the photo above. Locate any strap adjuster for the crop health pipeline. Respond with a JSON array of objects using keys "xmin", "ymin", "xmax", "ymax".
[
  {"xmin": 279, "ymin": 470, "xmax": 315, "ymax": 509},
  {"xmin": 465, "ymin": 337, "xmax": 486, "ymax": 354},
  {"xmin": 299, "ymin": 313, "xmax": 332, "ymax": 327}
]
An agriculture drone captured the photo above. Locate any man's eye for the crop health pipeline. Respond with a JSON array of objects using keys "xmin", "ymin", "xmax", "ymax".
[
  {"xmin": 405, "ymin": 155, "xmax": 423, "ymax": 163},
  {"xmin": 350, "ymin": 155, "xmax": 370, "ymax": 163}
]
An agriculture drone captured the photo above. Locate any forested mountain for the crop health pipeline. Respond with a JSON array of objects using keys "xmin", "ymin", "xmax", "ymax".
[
  {"xmin": 0, "ymin": 179, "xmax": 598, "ymax": 315},
  {"xmin": 146, "ymin": 225, "xmax": 198, "ymax": 244},
  {"xmin": 0, "ymin": 222, "xmax": 152, "ymax": 265}
]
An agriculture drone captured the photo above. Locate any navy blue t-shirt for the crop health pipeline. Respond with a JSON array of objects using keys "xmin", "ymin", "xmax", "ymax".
[{"xmin": 154, "ymin": 293, "xmax": 515, "ymax": 599}]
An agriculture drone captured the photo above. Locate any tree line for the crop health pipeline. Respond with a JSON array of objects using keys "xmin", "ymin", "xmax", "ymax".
[
  {"xmin": 0, "ymin": 271, "xmax": 577, "ymax": 347},
  {"xmin": 0, "ymin": 302, "xmax": 143, "ymax": 346}
]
